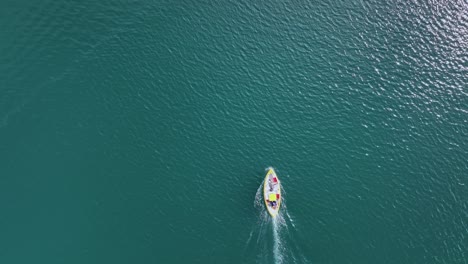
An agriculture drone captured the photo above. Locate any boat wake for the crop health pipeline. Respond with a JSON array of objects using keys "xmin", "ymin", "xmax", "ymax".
[
  {"xmin": 243, "ymin": 170, "xmax": 307, "ymax": 264},
  {"xmin": 272, "ymin": 216, "xmax": 284, "ymax": 264}
]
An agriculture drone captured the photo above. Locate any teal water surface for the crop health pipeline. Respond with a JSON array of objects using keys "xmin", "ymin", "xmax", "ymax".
[{"xmin": 1, "ymin": 0, "xmax": 467, "ymax": 263}]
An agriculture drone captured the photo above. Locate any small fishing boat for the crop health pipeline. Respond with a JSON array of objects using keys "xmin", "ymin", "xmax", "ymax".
[{"xmin": 263, "ymin": 167, "xmax": 281, "ymax": 217}]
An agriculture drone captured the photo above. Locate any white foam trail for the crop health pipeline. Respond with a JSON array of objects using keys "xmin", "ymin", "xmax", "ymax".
[
  {"xmin": 242, "ymin": 179, "xmax": 269, "ymax": 262},
  {"xmin": 254, "ymin": 179, "xmax": 264, "ymax": 209},
  {"xmin": 272, "ymin": 216, "xmax": 283, "ymax": 264}
]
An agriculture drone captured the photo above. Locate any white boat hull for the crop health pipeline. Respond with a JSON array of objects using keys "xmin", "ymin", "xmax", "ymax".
[{"xmin": 263, "ymin": 168, "xmax": 281, "ymax": 217}]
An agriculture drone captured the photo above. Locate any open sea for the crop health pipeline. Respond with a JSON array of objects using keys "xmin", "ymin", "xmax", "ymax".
[{"xmin": 1, "ymin": 0, "xmax": 467, "ymax": 263}]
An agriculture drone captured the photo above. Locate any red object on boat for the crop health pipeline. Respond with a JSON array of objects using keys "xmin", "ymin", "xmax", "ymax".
[
  {"xmin": 276, "ymin": 194, "xmax": 280, "ymax": 199},
  {"xmin": 273, "ymin": 177, "xmax": 278, "ymax": 183}
]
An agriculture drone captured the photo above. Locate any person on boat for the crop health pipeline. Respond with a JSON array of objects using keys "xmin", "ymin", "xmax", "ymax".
[{"xmin": 271, "ymin": 201, "xmax": 278, "ymax": 209}]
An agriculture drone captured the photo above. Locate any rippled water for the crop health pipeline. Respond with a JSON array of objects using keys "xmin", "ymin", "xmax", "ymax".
[{"xmin": 1, "ymin": 0, "xmax": 467, "ymax": 263}]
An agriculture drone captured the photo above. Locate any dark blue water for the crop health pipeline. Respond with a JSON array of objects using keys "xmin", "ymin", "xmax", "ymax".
[{"xmin": 1, "ymin": 0, "xmax": 467, "ymax": 263}]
